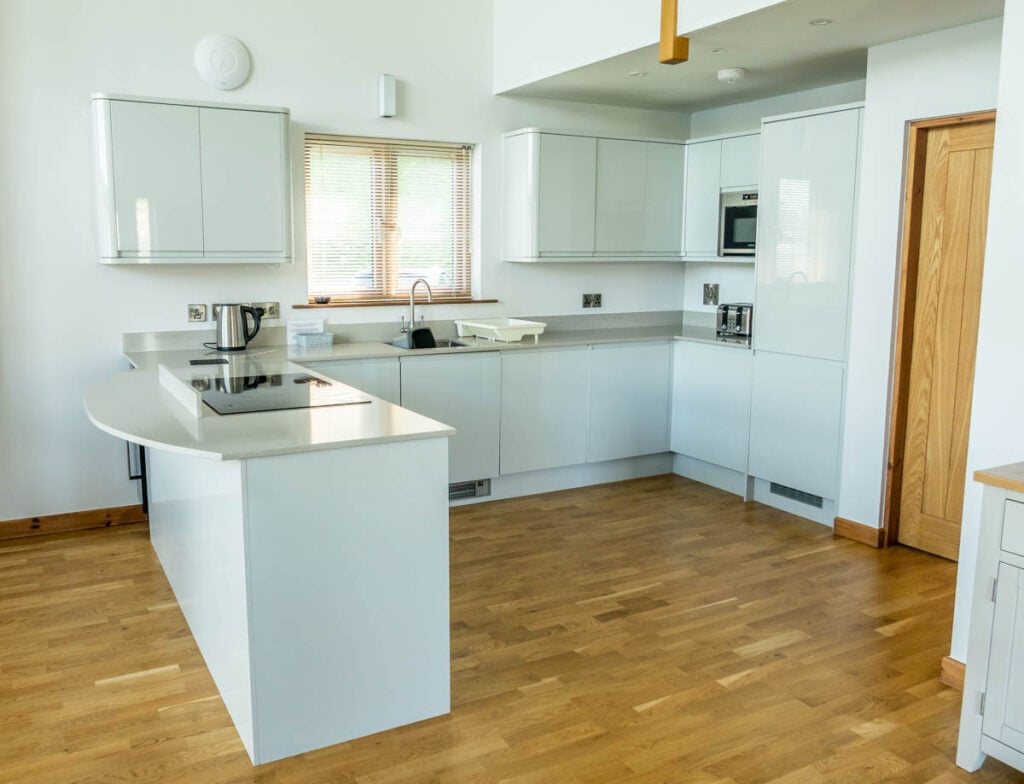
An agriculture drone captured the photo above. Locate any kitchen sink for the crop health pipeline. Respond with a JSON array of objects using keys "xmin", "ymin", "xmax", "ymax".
[{"xmin": 387, "ymin": 329, "xmax": 469, "ymax": 350}]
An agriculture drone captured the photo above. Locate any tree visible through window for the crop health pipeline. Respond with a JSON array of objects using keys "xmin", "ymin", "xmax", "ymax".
[{"xmin": 305, "ymin": 134, "xmax": 473, "ymax": 303}]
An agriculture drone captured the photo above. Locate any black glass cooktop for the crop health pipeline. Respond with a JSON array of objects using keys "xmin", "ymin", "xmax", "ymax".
[{"xmin": 198, "ymin": 373, "xmax": 371, "ymax": 415}]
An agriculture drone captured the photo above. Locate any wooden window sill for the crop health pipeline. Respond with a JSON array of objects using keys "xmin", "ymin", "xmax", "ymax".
[{"xmin": 295, "ymin": 299, "xmax": 498, "ymax": 309}]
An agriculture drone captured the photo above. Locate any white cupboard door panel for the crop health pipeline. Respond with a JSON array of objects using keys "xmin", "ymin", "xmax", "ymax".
[
  {"xmin": 720, "ymin": 134, "xmax": 760, "ymax": 188},
  {"xmin": 683, "ymin": 140, "xmax": 722, "ymax": 256},
  {"xmin": 983, "ymin": 563, "xmax": 1024, "ymax": 751},
  {"xmin": 500, "ymin": 348, "xmax": 590, "ymax": 474},
  {"xmin": 109, "ymin": 101, "xmax": 204, "ymax": 253},
  {"xmin": 671, "ymin": 342, "xmax": 753, "ymax": 472},
  {"xmin": 200, "ymin": 108, "xmax": 288, "ymax": 254},
  {"xmin": 538, "ymin": 135, "xmax": 596, "ymax": 254},
  {"xmin": 401, "ymin": 353, "xmax": 501, "ymax": 483},
  {"xmin": 644, "ymin": 143, "xmax": 685, "ymax": 253},
  {"xmin": 595, "ymin": 139, "xmax": 647, "ymax": 253},
  {"xmin": 589, "ymin": 342, "xmax": 671, "ymax": 462},
  {"xmin": 308, "ymin": 359, "xmax": 401, "ymax": 405},
  {"xmin": 754, "ymin": 108, "xmax": 861, "ymax": 360},
  {"xmin": 748, "ymin": 352, "xmax": 844, "ymax": 499}
]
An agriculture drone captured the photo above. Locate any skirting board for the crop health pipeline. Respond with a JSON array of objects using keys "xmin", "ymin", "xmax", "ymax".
[
  {"xmin": 0, "ymin": 504, "xmax": 147, "ymax": 541},
  {"xmin": 940, "ymin": 656, "xmax": 965, "ymax": 690},
  {"xmin": 834, "ymin": 516, "xmax": 887, "ymax": 548}
]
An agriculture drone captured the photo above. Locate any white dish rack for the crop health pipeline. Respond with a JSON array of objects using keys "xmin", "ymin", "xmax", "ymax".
[{"xmin": 454, "ymin": 318, "xmax": 546, "ymax": 344}]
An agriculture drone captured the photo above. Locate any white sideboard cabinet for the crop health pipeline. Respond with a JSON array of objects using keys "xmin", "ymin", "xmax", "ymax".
[
  {"xmin": 502, "ymin": 128, "xmax": 685, "ymax": 262},
  {"xmin": 958, "ymin": 467, "xmax": 1024, "ymax": 775},
  {"xmin": 92, "ymin": 94, "xmax": 291, "ymax": 264}
]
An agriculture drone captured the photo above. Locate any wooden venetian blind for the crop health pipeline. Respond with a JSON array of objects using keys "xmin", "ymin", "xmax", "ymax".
[{"xmin": 305, "ymin": 134, "xmax": 473, "ymax": 303}]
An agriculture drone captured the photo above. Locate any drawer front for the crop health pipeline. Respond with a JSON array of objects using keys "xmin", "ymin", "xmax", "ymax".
[{"xmin": 1004, "ymin": 500, "xmax": 1024, "ymax": 557}]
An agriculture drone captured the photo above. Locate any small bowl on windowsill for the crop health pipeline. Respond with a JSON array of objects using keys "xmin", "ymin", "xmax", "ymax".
[{"xmin": 312, "ymin": 296, "xmax": 332, "ymax": 305}]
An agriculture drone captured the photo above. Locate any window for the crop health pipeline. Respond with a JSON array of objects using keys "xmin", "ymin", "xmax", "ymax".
[{"xmin": 305, "ymin": 134, "xmax": 473, "ymax": 303}]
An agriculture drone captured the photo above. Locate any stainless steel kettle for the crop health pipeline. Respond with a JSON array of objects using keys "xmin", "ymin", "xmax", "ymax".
[{"xmin": 215, "ymin": 304, "xmax": 263, "ymax": 351}]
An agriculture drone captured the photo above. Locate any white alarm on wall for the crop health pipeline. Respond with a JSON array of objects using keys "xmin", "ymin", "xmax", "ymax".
[{"xmin": 194, "ymin": 34, "xmax": 251, "ymax": 90}]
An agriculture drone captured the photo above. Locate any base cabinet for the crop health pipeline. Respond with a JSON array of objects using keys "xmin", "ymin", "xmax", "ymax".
[
  {"xmin": 400, "ymin": 353, "xmax": 501, "ymax": 483},
  {"xmin": 310, "ymin": 358, "xmax": 401, "ymax": 405},
  {"xmin": 589, "ymin": 341, "xmax": 671, "ymax": 462},
  {"xmin": 747, "ymin": 351, "xmax": 844, "ymax": 500},
  {"xmin": 500, "ymin": 347, "xmax": 590, "ymax": 474},
  {"xmin": 671, "ymin": 342, "xmax": 752, "ymax": 473}
]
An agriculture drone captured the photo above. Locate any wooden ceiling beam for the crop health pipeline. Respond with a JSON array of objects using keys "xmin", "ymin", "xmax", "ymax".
[{"xmin": 660, "ymin": 0, "xmax": 690, "ymax": 64}]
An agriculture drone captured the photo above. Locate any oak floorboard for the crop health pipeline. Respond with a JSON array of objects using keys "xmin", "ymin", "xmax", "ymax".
[{"xmin": 0, "ymin": 475, "xmax": 1021, "ymax": 783}]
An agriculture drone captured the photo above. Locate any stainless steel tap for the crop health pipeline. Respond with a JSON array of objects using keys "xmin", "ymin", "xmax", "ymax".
[{"xmin": 405, "ymin": 278, "xmax": 433, "ymax": 332}]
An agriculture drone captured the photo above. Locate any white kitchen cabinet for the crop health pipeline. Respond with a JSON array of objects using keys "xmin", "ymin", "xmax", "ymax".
[
  {"xmin": 308, "ymin": 358, "xmax": 401, "ymax": 405},
  {"xmin": 720, "ymin": 134, "xmax": 760, "ymax": 188},
  {"xmin": 682, "ymin": 140, "xmax": 722, "ymax": 257},
  {"xmin": 538, "ymin": 133, "xmax": 597, "ymax": 255},
  {"xmin": 671, "ymin": 341, "xmax": 753, "ymax": 473},
  {"xmin": 500, "ymin": 347, "xmax": 590, "ymax": 474},
  {"xmin": 754, "ymin": 106, "xmax": 862, "ymax": 360},
  {"xmin": 400, "ymin": 353, "xmax": 501, "ymax": 483},
  {"xmin": 92, "ymin": 94, "xmax": 291, "ymax": 264},
  {"xmin": 747, "ymin": 351, "xmax": 845, "ymax": 500},
  {"xmin": 959, "ymin": 479, "xmax": 1024, "ymax": 775},
  {"xmin": 502, "ymin": 128, "xmax": 684, "ymax": 262},
  {"xmin": 589, "ymin": 342, "xmax": 671, "ymax": 463}
]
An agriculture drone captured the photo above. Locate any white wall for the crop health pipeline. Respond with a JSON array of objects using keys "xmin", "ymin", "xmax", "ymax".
[
  {"xmin": 493, "ymin": 0, "xmax": 784, "ymax": 94},
  {"xmin": 0, "ymin": 0, "xmax": 690, "ymax": 521},
  {"xmin": 688, "ymin": 80, "xmax": 866, "ymax": 138},
  {"xmin": 952, "ymin": 0, "xmax": 1022, "ymax": 661},
  {"xmin": 682, "ymin": 263, "xmax": 755, "ymax": 314},
  {"xmin": 836, "ymin": 19, "xmax": 1002, "ymax": 531}
]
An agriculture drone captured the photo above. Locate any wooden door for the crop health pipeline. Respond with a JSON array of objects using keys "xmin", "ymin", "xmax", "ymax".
[{"xmin": 896, "ymin": 117, "xmax": 994, "ymax": 559}]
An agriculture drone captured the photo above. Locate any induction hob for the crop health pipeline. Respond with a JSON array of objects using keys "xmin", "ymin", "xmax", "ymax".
[{"xmin": 199, "ymin": 373, "xmax": 372, "ymax": 415}]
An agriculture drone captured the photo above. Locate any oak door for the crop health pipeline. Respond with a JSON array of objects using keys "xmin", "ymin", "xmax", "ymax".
[{"xmin": 897, "ymin": 118, "xmax": 994, "ymax": 559}]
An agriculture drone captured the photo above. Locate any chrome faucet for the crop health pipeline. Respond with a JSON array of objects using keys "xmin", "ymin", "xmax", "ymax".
[{"xmin": 405, "ymin": 278, "xmax": 432, "ymax": 332}]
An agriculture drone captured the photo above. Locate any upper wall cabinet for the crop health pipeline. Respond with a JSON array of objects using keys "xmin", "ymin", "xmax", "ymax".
[
  {"xmin": 682, "ymin": 132, "xmax": 759, "ymax": 259},
  {"xmin": 91, "ymin": 94, "xmax": 291, "ymax": 264},
  {"xmin": 502, "ymin": 128, "xmax": 685, "ymax": 263},
  {"xmin": 753, "ymin": 106, "xmax": 862, "ymax": 361}
]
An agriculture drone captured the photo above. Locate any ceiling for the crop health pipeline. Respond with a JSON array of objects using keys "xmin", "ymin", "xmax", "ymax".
[{"xmin": 505, "ymin": 0, "xmax": 1004, "ymax": 111}]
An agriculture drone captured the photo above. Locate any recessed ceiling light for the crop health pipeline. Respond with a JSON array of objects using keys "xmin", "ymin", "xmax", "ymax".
[
  {"xmin": 710, "ymin": 48, "xmax": 728, "ymax": 54},
  {"xmin": 717, "ymin": 68, "xmax": 746, "ymax": 85},
  {"xmin": 809, "ymin": 18, "xmax": 832, "ymax": 26},
  {"xmin": 627, "ymin": 70, "xmax": 648, "ymax": 78}
]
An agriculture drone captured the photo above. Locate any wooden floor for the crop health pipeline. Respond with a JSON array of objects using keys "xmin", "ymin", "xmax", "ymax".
[{"xmin": 1, "ymin": 475, "xmax": 1022, "ymax": 783}]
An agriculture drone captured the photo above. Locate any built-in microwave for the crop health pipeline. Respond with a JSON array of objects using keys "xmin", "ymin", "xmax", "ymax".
[{"xmin": 719, "ymin": 190, "xmax": 758, "ymax": 256}]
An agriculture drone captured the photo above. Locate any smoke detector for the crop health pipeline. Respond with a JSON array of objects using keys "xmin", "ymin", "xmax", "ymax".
[{"xmin": 717, "ymin": 68, "xmax": 746, "ymax": 85}]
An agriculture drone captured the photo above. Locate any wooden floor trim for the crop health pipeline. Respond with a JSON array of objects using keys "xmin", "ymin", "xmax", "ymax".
[
  {"xmin": 833, "ymin": 516, "xmax": 887, "ymax": 548},
  {"xmin": 940, "ymin": 655, "xmax": 966, "ymax": 690},
  {"xmin": 0, "ymin": 504, "xmax": 148, "ymax": 541}
]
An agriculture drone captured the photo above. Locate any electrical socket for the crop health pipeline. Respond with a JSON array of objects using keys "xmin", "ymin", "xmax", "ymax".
[
  {"xmin": 187, "ymin": 304, "xmax": 208, "ymax": 323},
  {"xmin": 582, "ymin": 293, "xmax": 603, "ymax": 308},
  {"xmin": 703, "ymin": 283, "xmax": 720, "ymax": 306},
  {"xmin": 252, "ymin": 301, "xmax": 280, "ymax": 319}
]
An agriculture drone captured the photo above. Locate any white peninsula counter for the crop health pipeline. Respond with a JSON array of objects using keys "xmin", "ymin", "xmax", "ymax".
[{"xmin": 84, "ymin": 353, "xmax": 455, "ymax": 765}]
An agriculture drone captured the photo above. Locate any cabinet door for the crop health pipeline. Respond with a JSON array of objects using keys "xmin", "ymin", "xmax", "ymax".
[
  {"xmin": 754, "ymin": 109, "xmax": 861, "ymax": 360},
  {"xmin": 983, "ymin": 562, "xmax": 1024, "ymax": 752},
  {"xmin": 500, "ymin": 348, "xmax": 590, "ymax": 474},
  {"xmin": 308, "ymin": 358, "xmax": 401, "ymax": 404},
  {"xmin": 671, "ymin": 342, "xmax": 752, "ymax": 472},
  {"xmin": 538, "ymin": 135, "xmax": 596, "ymax": 254},
  {"xmin": 200, "ymin": 108, "xmax": 289, "ymax": 255},
  {"xmin": 644, "ymin": 143, "xmax": 685, "ymax": 253},
  {"xmin": 595, "ymin": 139, "xmax": 646, "ymax": 253},
  {"xmin": 400, "ymin": 353, "xmax": 501, "ymax": 483},
  {"xmin": 720, "ymin": 134, "xmax": 760, "ymax": 188},
  {"xmin": 683, "ymin": 140, "xmax": 722, "ymax": 256},
  {"xmin": 109, "ymin": 101, "xmax": 204, "ymax": 253},
  {"xmin": 748, "ymin": 351, "xmax": 844, "ymax": 499},
  {"xmin": 589, "ymin": 342, "xmax": 671, "ymax": 462}
]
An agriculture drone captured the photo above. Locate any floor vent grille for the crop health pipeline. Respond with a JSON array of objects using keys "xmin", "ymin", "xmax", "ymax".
[
  {"xmin": 770, "ymin": 482, "xmax": 824, "ymax": 509},
  {"xmin": 449, "ymin": 479, "xmax": 491, "ymax": 501}
]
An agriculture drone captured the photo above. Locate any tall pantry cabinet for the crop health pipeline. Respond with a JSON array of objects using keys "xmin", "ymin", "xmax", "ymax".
[{"xmin": 747, "ymin": 105, "xmax": 863, "ymax": 515}]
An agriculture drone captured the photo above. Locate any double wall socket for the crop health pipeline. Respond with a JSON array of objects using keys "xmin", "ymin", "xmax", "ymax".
[
  {"xmin": 582, "ymin": 293, "xmax": 603, "ymax": 308},
  {"xmin": 703, "ymin": 284, "xmax": 720, "ymax": 306},
  {"xmin": 187, "ymin": 304, "xmax": 208, "ymax": 322},
  {"xmin": 208, "ymin": 301, "xmax": 281, "ymax": 321}
]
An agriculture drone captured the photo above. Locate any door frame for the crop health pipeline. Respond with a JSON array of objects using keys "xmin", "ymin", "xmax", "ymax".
[{"xmin": 882, "ymin": 110, "xmax": 996, "ymax": 547}]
